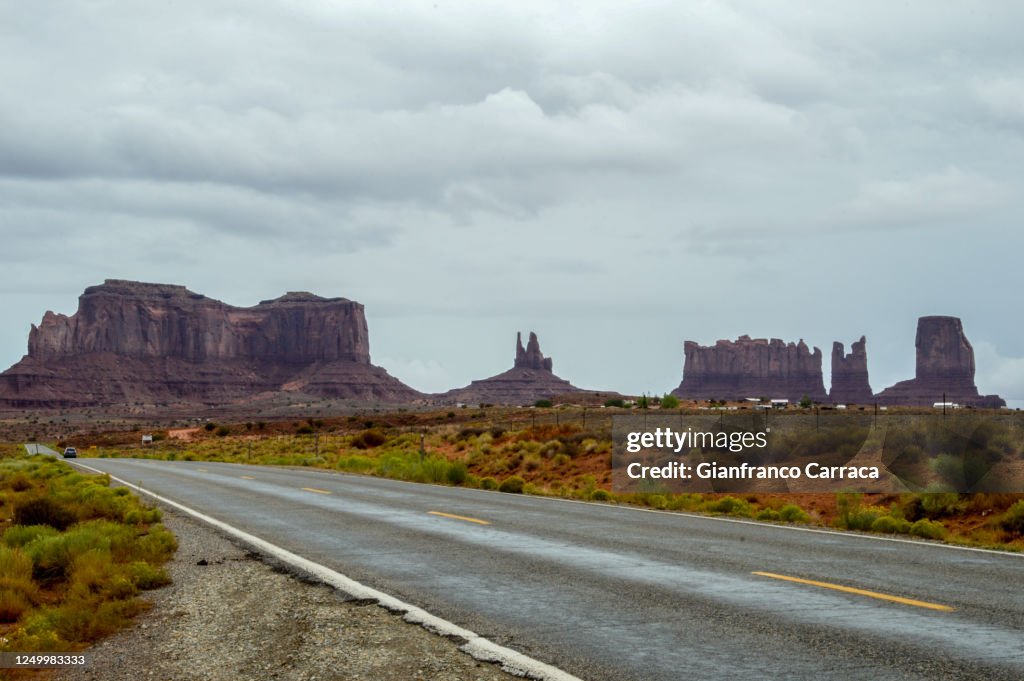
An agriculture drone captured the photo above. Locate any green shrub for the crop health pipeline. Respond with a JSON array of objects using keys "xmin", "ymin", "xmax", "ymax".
[
  {"xmin": 480, "ymin": 477, "xmax": 498, "ymax": 490},
  {"xmin": 910, "ymin": 519, "xmax": 947, "ymax": 540},
  {"xmin": 778, "ymin": 504, "xmax": 810, "ymax": 523},
  {"xmin": 870, "ymin": 516, "xmax": 911, "ymax": 534},
  {"xmin": 14, "ymin": 498, "xmax": 78, "ymax": 531},
  {"xmin": 756, "ymin": 509, "xmax": 780, "ymax": 521},
  {"xmin": 920, "ymin": 493, "xmax": 961, "ymax": 518},
  {"xmin": 3, "ymin": 525, "xmax": 59, "ymax": 548},
  {"xmin": 498, "ymin": 476, "xmax": 525, "ymax": 494},
  {"xmin": 646, "ymin": 494, "xmax": 667, "ymax": 509},
  {"xmin": 999, "ymin": 500, "xmax": 1024, "ymax": 536},
  {"xmin": 604, "ymin": 398, "xmax": 625, "ymax": 408},
  {"xmin": 126, "ymin": 561, "xmax": 171, "ymax": 589},
  {"xmin": 590, "ymin": 489, "xmax": 611, "ymax": 502},
  {"xmin": 446, "ymin": 462, "xmax": 468, "ymax": 485},
  {"xmin": 660, "ymin": 395, "xmax": 680, "ymax": 409},
  {"xmin": 352, "ymin": 429, "xmax": 387, "ymax": 449},
  {"xmin": 534, "ymin": 399, "xmax": 552, "ymax": 408},
  {"xmin": 706, "ymin": 496, "xmax": 751, "ymax": 516}
]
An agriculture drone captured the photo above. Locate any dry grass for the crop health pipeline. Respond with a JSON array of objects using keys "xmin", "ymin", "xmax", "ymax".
[{"xmin": 0, "ymin": 455, "xmax": 176, "ymax": 652}]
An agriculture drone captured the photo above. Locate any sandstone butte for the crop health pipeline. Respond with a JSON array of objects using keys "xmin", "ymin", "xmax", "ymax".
[
  {"xmin": 829, "ymin": 336, "xmax": 873, "ymax": 404},
  {"xmin": 442, "ymin": 331, "xmax": 582, "ymax": 405},
  {"xmin": 875, "ymin": 316, "xmax": 1005, "ymax": 408},
  {"xmin": 0, "ymin": 279, "xmax": 421, "ymax": 409},
  {"xmin": 671, "ymin": 335, "xmax": 828, "ymax": 403}
]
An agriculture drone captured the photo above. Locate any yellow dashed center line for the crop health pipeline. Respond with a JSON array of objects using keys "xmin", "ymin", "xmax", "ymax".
[
  {"xmin": 240, "ymin": 475, "xmax": 255, "ymax": 480},
  {"xmin": 302, "ymin": 487, "xmax": 332, "ymax": 495},
  {"xmin": 752, "ymin": 571, "xmax": 955, "ymax": 612},
  {"xmin": 428, "ymin": 511, "xmax": 491, "ymax": 525}
]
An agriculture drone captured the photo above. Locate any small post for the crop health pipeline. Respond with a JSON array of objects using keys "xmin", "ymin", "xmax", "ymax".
[
  {"xmin": 582, "ymin": 407, "xmax": 586, "ymax": 428},
  {"xmin": 248, "ymin": 441, "xmax": 252, "ymax": 460},
  {"xmin": 943, "ymin": 392, "xmax": 947, "ymax": 417},
  {"xmin": 315, "ymin": 432, "xmax": 320, "ymax": 457},
  {"xmin": 420, "ymin": 433, "xmax": 425, "ymax": 464},
  {"xmin": 816, "ymin": 406, "xmax": 819, "ymax": 433}
]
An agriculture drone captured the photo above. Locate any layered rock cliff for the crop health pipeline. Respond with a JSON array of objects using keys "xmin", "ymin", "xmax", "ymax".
[
  {"xmin": 671, "ymin": 335, "xmax": 827, "ymax": 402},
  {"xmin": 443, "ymin": 332, "xmax": 581, "ymax": 405},
  {"xmin": 875, "ymin": 316, "xmax": 1004, "ymax": 407},
  {"xmin": 0, "ymin": 280, "xmax": 419, "ymax": 408},
  {"xmin": 829, "ymin": 336, "xmax": 873, "ymax": 404}
]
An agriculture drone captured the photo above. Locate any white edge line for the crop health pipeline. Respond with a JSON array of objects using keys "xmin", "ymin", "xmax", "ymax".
[{"xmin": 68, "ymin": 461, "xmax": 583, "ymax": 681}]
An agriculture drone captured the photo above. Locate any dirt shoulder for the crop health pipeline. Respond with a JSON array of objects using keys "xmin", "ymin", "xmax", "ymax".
[{"xmin": 54, "ymin": 508, "xmax": 518, "ymax": 681}]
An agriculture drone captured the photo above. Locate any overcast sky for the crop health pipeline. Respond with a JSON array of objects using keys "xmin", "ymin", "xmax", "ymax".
[{"xmin": 2, "ymin": 1, "xmax": 1022, "ymax": 404}]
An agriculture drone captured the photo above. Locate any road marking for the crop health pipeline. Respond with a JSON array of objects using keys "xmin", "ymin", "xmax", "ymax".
[
  {"xmin": 66, "ymin": 460, "xmax": 582, "ymax": 681},
  {"xmin": 197, "ymin": 467, "xmax": 208, "ymax": 472},
  {"xmin": 428, "ymin": 511, "xmax": 491, "ymax": 525},
  {"xmin": 302, "ymin": 487, "xmax": 332, "ymax": 495},
  {"xmin": 240, "ymin": 475, "xmax": 256, "ymax": 480},
  {"xmin": 752, "ymin": 571, "xmax": 955, "ymax": 612}
]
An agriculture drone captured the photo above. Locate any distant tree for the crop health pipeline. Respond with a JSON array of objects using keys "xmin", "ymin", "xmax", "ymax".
[
  {"xmin": 638, "ymin": 394, "xmax": 650, "ymax": 409},
  {"xmin": 534, "ymin": 399, "xmax": 553, "ymax": 408},
  {"xmin": 799, "ymin": 395, "xmax": 813, "ymax": 409},
  {"xmin": 661, "ymin": 394, "xmax": 680, "ymax": 409}
]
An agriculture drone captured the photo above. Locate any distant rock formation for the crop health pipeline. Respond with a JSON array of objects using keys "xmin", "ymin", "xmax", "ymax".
[
  {"xmin": 829, "ymin": 336, "xmax": 873, "ymax": 404},
  {"xmin": 671, "ymin": 335, "xmax": 827, "ymax": 402},
  {"xmin": 515, "ymin": 332, "xmax": 553, "ymax": 371},
  {"xmin": 443, "ymin": 331, "xmax": 581, "ymax": 405},
  {"xmin": 0, "ymin": 280, "xmax": 420, "ymax": 408},
  {"xmin": 875, "ymin": 316, "xmax": 1005, "ymax": 407}
]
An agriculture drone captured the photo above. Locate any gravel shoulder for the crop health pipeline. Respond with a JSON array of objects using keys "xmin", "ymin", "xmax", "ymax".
[{"xmin": 54, "ymin": 508, "xmax": 520, "ymax": 681}]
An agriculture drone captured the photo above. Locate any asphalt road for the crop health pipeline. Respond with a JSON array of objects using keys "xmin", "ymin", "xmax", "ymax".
[{"xmin": 71, "ymin": 458, "xmax": 1024, "ymax": 681}]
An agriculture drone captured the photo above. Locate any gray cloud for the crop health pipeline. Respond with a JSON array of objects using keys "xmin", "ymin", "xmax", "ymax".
[{"xmin": 0, "ymin": 1, "xmax": 1021, "ymax": 403}]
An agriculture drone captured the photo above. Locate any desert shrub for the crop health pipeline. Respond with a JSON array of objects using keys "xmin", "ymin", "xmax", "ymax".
[
  {"xmin": 446, "ymin": 462, "xmax": 468, "ymax": 485},
  {"xmin": 999, "ymin": 500, "xmax": 1024, "ymax": 536},
  {"xmin": 591, "ymin": 489, "xmax": 611, "ymax": 502},
  {"xmin": 919, "ymin": 492, "xmax": 962, "ymax": 518},
  {"xmin": 552, "ymin": 453, "xmax": 571, "ymax": 467},
  {"xmin": 778, "ymin": 504, "xmax": 810, "ymax": 523},
  {"xmin": 215, "ymin": 426, "xmax": 231, "ymax": 437},
  {"xmin": 604, "ymin": 398, "xmax": 625, "ymax": 408},
  {"xmin": 534, "ymin": 399, "xmax": 552, "ymax": 408},
  {"xmin": 0, "ymin": 587, "xmax": 33, "ymax": 622},
  {"xmin": 6, "ymin": 471, "xmax": 33, "ymax": 492},
  {"xmin": 456, "ymin": 427, "xmax": 484, "ymax": 440},
  {"xmin": 203, "ymin": 423, "xmax": 216, "ymax": 432},
  {"xmin": 14, "ymin": 498, "xmax": 78, "ymax": 531},
  {"xmin": 351, "ymin": 429, "xmax": 387, "ymax": 449},
  {"xmin": 910, "ymin": 519, "xmax": 947, "ymax": 540},
  {"xmin": 499, "ymin": 476, "xmax": 525, "ymax": 494},
  {"xmin": 756, "ymin": 509, "xmax": 781, "ymax": 521},
  {"xmin": 126, "ymin": 561, "xmax": 171, "ymax": 589},
  {"xmin": 843, "ymin": 509, "xmax": 880, "ymax": 531},
  {"xmin": 871, "ymin": 516, "xmax": 911, "ymax": 534},
  {"xmin": 646, "ymin": 494, "xmax": 667, "ymax": 509},
  {"xmin": 660, "ymin": 395, "xmax": 680, "ymax": 409},
  {"xmin": 3, "ymin": 525, "xmax": 59, "ymax": 548},
  {"xmin": 480, "ymin": 477, "xmax": 498, "ymax": 490},
  {"xmin": 706, "ymin": 496, "xmax": 751, "ymax": 516}
]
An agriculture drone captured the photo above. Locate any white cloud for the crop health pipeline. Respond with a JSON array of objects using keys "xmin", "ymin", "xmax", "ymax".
[{"xmin": 836, "ymin": 166, "xmax": 1009, "ymax": 227}]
